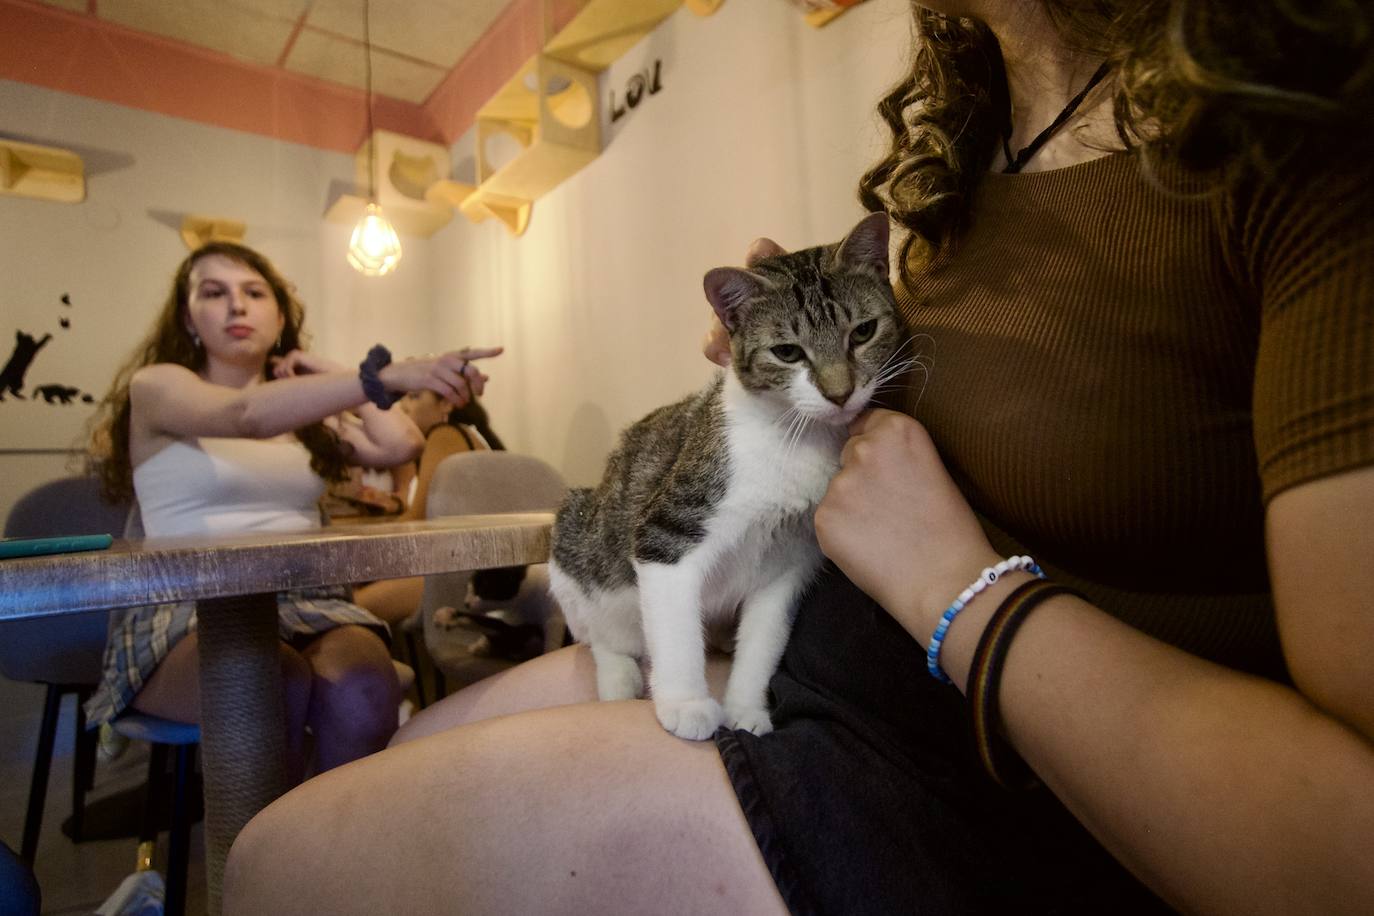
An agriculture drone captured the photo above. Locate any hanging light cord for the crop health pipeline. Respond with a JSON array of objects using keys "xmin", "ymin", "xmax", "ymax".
[{"xmin": 363, "ymin": 0, "xmax": 375, "ymax": 201}]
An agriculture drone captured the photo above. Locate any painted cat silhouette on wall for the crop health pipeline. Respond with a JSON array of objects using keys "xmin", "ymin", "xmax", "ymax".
[
  {"xmin": 0, "ymin": 331, "xmax": 53, "ymax": 400},
  {"xmin": 33, "ymin": 383, "xmax": 92, "ymax": 405}
]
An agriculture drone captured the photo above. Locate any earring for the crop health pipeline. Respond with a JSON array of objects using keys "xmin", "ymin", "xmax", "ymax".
[{"xmin": 190, "ymin": 330, "xmax": 201, "ymax": 349}]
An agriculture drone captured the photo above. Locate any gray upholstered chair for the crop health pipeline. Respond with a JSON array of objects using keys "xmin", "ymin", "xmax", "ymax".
[
  {"xmin": 1, "ymin": 475, "xmax": 128, "ymax": 863},
  {"xmin": 418, "ymin": 451, "xmax": 568, "ymax": 691}
]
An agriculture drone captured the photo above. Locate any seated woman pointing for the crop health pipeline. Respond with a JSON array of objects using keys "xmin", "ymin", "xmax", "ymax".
[{"xmin": 84, "ymin": 241, "xmax": 500, "ymax": 781}]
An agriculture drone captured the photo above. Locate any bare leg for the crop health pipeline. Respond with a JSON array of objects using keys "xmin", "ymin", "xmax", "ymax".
[
  {"xmin": 391, "ymin": 644, "xmax": 734, "ymax": 744},
  {"xmin": 298, "ymin": 625, "xmax": 401, "ymax": 772},
  {"xmin": 225, "ymin": 700, "xmax": 787, "ymax": 916},
  {"xmin": 131, "ymin": 631, "xmax": 313, "ymax": 785},
  {"xmin": 351, "ymin": 576, "xmax": 423, "ymax": 627}
]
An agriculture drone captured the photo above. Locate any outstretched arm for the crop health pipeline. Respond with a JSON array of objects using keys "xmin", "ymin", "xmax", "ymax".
[
  {"xmin": 130, "ymin": 347, "xmax": 502, "ymax": 467},
  {"xmin": 816, "ymin": 409, "xmax": 1374, "ymax": 914}
]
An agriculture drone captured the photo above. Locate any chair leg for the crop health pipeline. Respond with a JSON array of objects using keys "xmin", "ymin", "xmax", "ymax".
[
  {"xmin": 404, "ymin": 631, "xmax": 429, "ymax": 708},
  {"xmin": 433, "ymin": 665, "xmax": 447, "ymax": 702},
  {"xmin": 20, "ymin": 684, "xmax": 62, "ymax": 864},
  {"xmin": 71, "ymin": 687, "xmax": 97, "ymax": 842},
  {"xmin": 164, "ymin": 744, "xmax": 194, "ymax": 916},
  {"xmin": 137, "ymin": 743, "xmax": 170, "ymax": 873}
]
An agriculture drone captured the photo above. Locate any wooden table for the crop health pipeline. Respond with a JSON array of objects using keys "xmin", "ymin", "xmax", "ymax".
[{"xmin": 0, "ymin": 513, "xmax": 553, "ymax": 914}]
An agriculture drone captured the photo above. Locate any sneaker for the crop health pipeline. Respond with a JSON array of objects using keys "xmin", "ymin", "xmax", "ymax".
[{"xmin": 96, "ymin": 722, "xmax": 130, "ymax": 764}]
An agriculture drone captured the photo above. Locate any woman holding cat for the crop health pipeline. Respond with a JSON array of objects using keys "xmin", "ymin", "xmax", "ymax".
[
  {"xmin": 225, "ymin": 1, "xmax": 1373, "ymax": 913},
  {"xmin": 86, "ymin": 240, "xmax": 501, "ymax": 779}
]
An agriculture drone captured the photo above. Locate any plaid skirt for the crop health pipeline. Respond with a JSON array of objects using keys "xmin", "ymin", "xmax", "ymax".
[{"xmin": 83, "ymin": 586, "xmax": 388, "ymax": 726}]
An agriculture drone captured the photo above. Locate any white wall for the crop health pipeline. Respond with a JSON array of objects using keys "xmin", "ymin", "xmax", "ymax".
[
  {"xmin": 0, "ymin": 81, "xmax": 436, "ymax": 519},
  {"xmin": 429, "ymin": 0, "xmax": 912, "ymax": 486}
]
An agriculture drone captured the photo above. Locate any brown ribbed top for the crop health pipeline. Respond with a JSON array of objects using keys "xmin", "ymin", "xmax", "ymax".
[{"xmin": 896, "ymin": 151, "xmax": 1373, "ymax": 679}]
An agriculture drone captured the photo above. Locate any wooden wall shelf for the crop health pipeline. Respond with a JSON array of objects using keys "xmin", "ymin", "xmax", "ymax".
[
  {"xmin": 804, "ymin": 0, "xmax": 869, "ymax": 28},
  {"xmin": 180, "ymin": 215, "xmax": 246, "ymax": 249},
  {"xmin": 684, "ymin": 0, "xmax": 724, "ymax": 15},
  {"xmin": 474, "ymin": 53, "xmax": 600, "ymax": 204},
  {"xmin": 435, "ymin": 0, "xmax": 685, "ymax": 237},
  {"xmin": 0, "ymin": 139, "xmax": 85, "ymax": 203},
  {"xmin": 545, "ymin": 0, "xmax": 684, "ymax": 71}
]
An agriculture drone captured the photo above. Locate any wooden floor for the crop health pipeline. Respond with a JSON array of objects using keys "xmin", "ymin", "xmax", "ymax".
[{"xmin": 0, "ymin": 676, "xmax": 209, "ymax": 915}]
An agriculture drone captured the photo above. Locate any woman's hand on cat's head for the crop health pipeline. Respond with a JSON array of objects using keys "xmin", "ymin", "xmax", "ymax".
[
  {"xmin": 701, "ymin": 237, "xmax": 790, "ymax": 367},
  {"xmin": 702, "ymin": 318, "xmax": 732, "ymax": 367}
]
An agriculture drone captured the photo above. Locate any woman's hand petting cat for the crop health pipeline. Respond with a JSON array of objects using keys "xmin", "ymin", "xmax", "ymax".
[
  {"xmin": 815, "ymin": 408, "xmax": 1001, "ymax": 640},
  {"xmin": 702, "ymin": 319, "xmax": 731, "ymax": 367},
  {"xmin": 379, "ymin": 347, "xmax": 503, "ymax": 406}
]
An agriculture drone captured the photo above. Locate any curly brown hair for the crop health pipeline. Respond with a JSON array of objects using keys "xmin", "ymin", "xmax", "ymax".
[
  {"xmin": 89, "ymin": 241, "xmax": 350, "ymax": 503},
  {"xmin": 859, "ymin": 0, "xmax": 1374, "ymax": 287}
]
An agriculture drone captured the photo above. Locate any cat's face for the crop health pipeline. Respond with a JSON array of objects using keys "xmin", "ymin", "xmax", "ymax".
[{"xmin": 704, "ymin": 213, "xmax": 905, "ymax": 425}]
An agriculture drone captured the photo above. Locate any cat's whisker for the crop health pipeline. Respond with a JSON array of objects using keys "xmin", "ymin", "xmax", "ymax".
[
  {"xmin": 784, "ymin": 412, "xmax": 814, "ymax": 466},
  {"xmin": 782, "ymin": 409, "xmax": 810, "ymax": 464},
  {"xmin": 870, "ymin": 355, "xmax": 922, "ymax": 392}
]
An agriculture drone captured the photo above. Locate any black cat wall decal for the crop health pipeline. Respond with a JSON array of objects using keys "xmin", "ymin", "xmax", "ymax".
[
  {"xmin": 0, "ymin": 331, "xmax": 52, "ymax": 400},
  {"xmin": 1, "ymin": 293, "xmax": 97, "ymax": 407}
]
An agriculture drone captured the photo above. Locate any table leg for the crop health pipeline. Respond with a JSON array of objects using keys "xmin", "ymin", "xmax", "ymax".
[{"xmin": 195, "ymin": 593, "xmax": 287, "ymax": 916}]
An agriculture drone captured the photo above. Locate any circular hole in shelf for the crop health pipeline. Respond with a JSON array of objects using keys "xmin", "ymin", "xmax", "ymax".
[
  {"xmin": 482, "ymin": 126, "xmax": 528, "ymax": 175},
  {"xmin": 544, "ymin": 76, "xmax": 592, "ymax": 130},
  {"xmin": 523, "ymin": 71, "xmax": 572, "ymax": 95}
]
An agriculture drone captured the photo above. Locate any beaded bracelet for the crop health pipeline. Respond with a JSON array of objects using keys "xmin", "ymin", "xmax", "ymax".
[
  {"xmin": 925, "ymin": 555, "xmax": 1043, "ymax": 684},
  {"xmin": 968, "ymin": 579, "xmax": 1083, "ymax": 789},
  {"xmin": 358, "ymin": 344, "xmax": 402, "ymax": 410}
]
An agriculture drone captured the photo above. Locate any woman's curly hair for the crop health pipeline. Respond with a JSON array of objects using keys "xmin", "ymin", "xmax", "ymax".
[
  {"xmin": 89, "ymin": 241, "xmax": 351, "ymax": 503},
  {"xmin": 859, "ymin": 0, "xmax": 1374, "ymax": 287}
]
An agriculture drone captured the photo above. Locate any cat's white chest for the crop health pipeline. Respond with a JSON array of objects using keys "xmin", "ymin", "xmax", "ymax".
[
  {"xmin": 721, "ymin": 381, "xmax": 843, "ymax": 517},
  {"xmin": 726, "ymin": 418, "xmax": 839, "ymax": 513}
]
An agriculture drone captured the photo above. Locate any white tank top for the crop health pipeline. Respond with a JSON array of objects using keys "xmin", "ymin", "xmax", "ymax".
[{"xmin": 133, "ymin": 437, "xmax": 325, "ymax": 538}]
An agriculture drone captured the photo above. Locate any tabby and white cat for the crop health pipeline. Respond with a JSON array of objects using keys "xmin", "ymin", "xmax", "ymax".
[{"xmin": 548, "ymin": 212, "xmax": 906, "ymax": 740}]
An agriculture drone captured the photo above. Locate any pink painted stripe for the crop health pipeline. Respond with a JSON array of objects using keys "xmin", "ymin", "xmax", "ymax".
[{"xmin": 0, "ymin": 0, "xmax": 440, "ymax": 153}]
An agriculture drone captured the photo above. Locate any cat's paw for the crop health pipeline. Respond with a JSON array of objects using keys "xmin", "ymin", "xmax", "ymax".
[
  {"xmin": 654, "ymin": 696, "xmax": 725, "ymax": 741},
  {"xmin": 725, "ymin": 703, "xmax": 774, "ymax": 736},
  {"xmin": 596, "ymin": 655, "xmax": 644, "ymax": 701}
]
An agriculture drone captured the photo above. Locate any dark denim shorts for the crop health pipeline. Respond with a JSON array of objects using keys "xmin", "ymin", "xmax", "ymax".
[{"xmin": 713, "ymin": 567, "xmax": 1174, "ymax": 916}]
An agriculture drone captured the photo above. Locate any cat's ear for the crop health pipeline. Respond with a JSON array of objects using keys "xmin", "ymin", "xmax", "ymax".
[
  {"xmin": 703, "ymin": 267, "xmax": 767, "ymax": 332},
  {"xmin": 833, "ymin": 211, "xmax": 890, "ymax": 279}
]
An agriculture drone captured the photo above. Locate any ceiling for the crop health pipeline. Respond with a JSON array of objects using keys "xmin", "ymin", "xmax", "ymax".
[{"xmin": 32, "ymin": 0, "xmax": 515, "ymax": 105}]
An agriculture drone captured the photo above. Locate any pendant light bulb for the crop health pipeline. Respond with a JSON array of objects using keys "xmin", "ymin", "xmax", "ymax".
[
  {"xmin": 348, "ymin": 202, "xmax": 402, "ymax": 277},
  {"xmin": 348, "ymin": 0, "xmax": 398, "ymax": 277}
]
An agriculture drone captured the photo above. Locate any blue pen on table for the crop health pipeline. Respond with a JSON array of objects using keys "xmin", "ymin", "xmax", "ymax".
[{"xmin": 0, "ymin": 533, "xmax": 114, "ymax": 560}]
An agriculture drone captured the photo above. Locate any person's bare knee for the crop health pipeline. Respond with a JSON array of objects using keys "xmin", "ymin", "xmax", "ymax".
[
  {"xmin": 225, "ymin": 795, "xmax": 311, "ymax": 916},
  {"xmin": 302, "ymin": 626, "xmax": 400, "ymax": 765},
  {"xmin": 390, "ymin": 643, "xmax": 602, "ymax": 745},
  {"xmin": 229, "ymin": 701, "xmax": 786, "ymax": 915}
]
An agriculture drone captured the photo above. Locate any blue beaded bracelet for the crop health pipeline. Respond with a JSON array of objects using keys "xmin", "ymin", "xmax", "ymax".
[
  {"xmin": 926, "ymin": 555, "xmax": 1045, "ymax": 684},
  {"xmin": 359, "ymin": 344, "xmax": 402, "ymax": 410}
]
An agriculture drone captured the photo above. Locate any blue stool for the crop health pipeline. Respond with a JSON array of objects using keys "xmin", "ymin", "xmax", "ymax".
[
  {"xmin": 111, "ymin": 713, "xmax": 200, "ymax": 916},
  {"xmin": 0, "ymin": 839, "xmax": 40, "ymax": 916}
]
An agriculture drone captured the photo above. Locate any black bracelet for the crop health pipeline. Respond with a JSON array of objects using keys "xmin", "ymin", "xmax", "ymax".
[
  {"xmin": 967, "ymin": 579, "xmax": 1084, "ymax": 790},
  {"xmin": 358, "ymin": 344, "xmax": 402, "ymax": 410}
]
